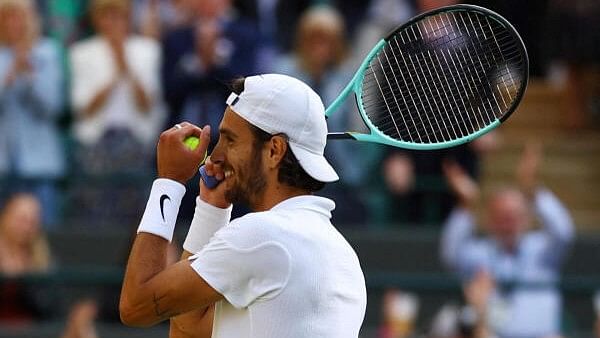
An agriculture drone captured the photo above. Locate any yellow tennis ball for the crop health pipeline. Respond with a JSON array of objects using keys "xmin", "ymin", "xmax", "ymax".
[
  {"xmin": 184, "ymin": 136, "xmax": 208, "ymax": 164},
  {"xmin": 184, "ymin": 136, "xmax": 200, "ymax": 150}
]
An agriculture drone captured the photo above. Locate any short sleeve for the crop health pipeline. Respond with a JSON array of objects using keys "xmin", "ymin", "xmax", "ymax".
[{"xmin": 189, "ymin": 221, "xmax": 291, "ymax": 309}]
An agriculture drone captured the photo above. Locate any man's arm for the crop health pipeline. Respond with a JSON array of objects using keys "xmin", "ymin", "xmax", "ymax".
[
  {"xmin": 120, "ymin": 235, "xmax": 223, "ymax": 327},
  {"xmin": 120, "ymin": 123, "xmax": 224, "ymax": 328},
  {"xmin": 168, "ymin": 191, "xmax": 233, "ymax": 338},
  {"xmin": 441, "ymin": 161, "xmax": 479, "ymax": 271},
  {"xmin": 168, "ymin": 251, "xmax": 215, "ymax": 338},
  {"xmin": 534, "ymin": 188, "xmax": 574, "ymax": 266},
  {"xmin": 516, "ymin": 143, "xmax": 574, "ymax": 264}
]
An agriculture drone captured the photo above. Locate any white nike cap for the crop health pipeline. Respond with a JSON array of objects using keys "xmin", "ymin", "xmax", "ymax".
[{"xmin": 225, "ymin": 74, "xmax": 339, "ymax": 183}]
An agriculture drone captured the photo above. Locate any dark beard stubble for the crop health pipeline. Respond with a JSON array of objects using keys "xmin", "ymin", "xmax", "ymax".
[{"xmin": 224, "ymin": 142, "xmax": 267, "ymax": 208}]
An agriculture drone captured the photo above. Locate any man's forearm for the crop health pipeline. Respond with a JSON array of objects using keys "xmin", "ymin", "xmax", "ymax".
[
  {"xmin": 169, "ymin": 250, "xmax": 214, "ymax": 338},
  {"xmin": 120, "ymin": 179, "xmax": 186, "ymax": 326},
  {"xmin": 120, "ymin": 233, "xmax": 173, "ymax": 325}
]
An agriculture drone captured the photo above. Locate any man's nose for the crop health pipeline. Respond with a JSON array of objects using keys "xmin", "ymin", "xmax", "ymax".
[{"xmin": 209, "ymin": 140, "xmax": 225, "ymax": 164}]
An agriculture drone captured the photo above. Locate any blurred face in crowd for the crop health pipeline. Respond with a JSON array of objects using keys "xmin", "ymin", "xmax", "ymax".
[
  {"xmin": 486, "ymin": 189, "xmax": 530, "ymax": 250},
  {"xmin": 193, "ymin": 0, "xmax": 230, "ymax": 19},
  {"xmin": 0, "ymin": 194, "xmax": 42, "ymax": 248},
  {"xmin": 296, "ymin": 7, "xmax": 346, "ymax": 79},
  {"xmin": 0, "ymin": 1, "xmax": 33, "ymax": 46},
  {"xmin": 301, "ymin": 28, "xmax": 340, "ymax": 71},
  {"xmin": 92, "ymin": 3, "xmax": 130, "ymax": 42}
]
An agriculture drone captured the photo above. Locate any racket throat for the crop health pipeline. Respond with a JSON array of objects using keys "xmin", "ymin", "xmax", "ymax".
[{"xmin": 327, "ymin": 132, "xmax": 357, "ymax": 140}]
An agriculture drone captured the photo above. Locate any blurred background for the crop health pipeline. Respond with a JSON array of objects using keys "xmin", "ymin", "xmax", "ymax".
[{"xmin": 0, "ymin": 0, "xmax": 598, "ymax": 337}]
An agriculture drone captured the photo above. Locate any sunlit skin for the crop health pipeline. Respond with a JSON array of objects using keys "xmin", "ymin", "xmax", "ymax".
[
  {"xmin": 0, "ymin": 194, "xmax": 45, "ymax": 276},
  {"xmin": 485, "ymin": 189, "xmax": 530, "ymax": 252},
  {"xmin": 194, "ymin": 0, "xmax": 230, "ymax": 19},
  {"xmin": 0, "ymin": 5, "xmax": 28, "ymax": 46},
  {"xmin": 0, "ymin": 194, "xmax": 41, "ymax": 249},
  {"xmin": 300, "ymin": 29, "xmax": 339, "ymax": 81},
  {"xmin": 203, "ymin": 108, "xmax": 309, "ymax": 212},
  {"xmin": 92, "ymin": 5, "xmax": 129, "ymax": 44}
]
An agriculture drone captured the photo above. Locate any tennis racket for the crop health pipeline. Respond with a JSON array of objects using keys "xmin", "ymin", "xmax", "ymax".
[
  {"xmin": 326, "ymin": 4, "xmax": 528, "ymax": 149},
  {"xmin": 200, "ymin": 4, "xmax": 528, "ymax": 188}
]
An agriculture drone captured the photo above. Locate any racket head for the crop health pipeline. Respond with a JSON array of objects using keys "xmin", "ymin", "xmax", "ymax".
[{"xmin": 349, "ymin": 4, "xmax": 528, "ymax": 150}]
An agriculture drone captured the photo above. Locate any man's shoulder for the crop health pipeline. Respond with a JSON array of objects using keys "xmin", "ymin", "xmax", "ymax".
[{"xmin": 229, "ymin": 210, "xmax": 283, "ymax": 233}]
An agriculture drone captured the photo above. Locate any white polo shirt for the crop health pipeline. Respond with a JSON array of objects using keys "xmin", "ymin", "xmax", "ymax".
[{"xmin": 189, "ymin": 195, "xmax": 367, "ymax": 338}]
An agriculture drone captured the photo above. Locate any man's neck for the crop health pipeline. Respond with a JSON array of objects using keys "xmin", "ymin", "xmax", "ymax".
[{"xmin": 252, "ymin": 184, "xmax": 311, "ymax": 212}]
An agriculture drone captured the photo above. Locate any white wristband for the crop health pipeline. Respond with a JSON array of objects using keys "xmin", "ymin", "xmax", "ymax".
[
  {"xmin": 137, "ymin": 179, "xmax": 186, "ymax": 242},
  {"xmin": 183, "ymin": 197, "xmax": 232, "ymax": 253}
]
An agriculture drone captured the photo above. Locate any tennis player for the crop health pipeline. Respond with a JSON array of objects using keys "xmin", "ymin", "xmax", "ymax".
[{"xmin": 120, "ymin": 74, "xmax": 367, "ymax": 337}]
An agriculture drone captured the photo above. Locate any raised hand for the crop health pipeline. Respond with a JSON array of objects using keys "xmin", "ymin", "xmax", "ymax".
[
  {"xmin": 516, "ymin": 142, "xmax": 542, "ymax": 198},
  {"xmin": 157, "ymin": 122, "xmax": 210, "ymax": 184},
  {"xmin": 195, "ymin": 20, "xmax": 221, "ymax": 70},
  {"xmin": 442, "ymin": 159, "xmax": 480, "ymax": 208}
]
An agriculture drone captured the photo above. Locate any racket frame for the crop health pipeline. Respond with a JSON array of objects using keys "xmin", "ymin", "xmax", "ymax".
[{"xmin": 325, "ymin": 4, "xmax": 528, "ymax": 150}]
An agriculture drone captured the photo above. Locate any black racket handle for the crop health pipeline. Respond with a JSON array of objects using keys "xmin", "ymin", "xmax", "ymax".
[{"xmin": 199, "ymin": 165, "xmax": 221, "ymax": 189}]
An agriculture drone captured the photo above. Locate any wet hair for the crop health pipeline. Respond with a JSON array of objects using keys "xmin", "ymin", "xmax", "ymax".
[{"xmin": 230, "ymin": 78, "xmax": 326, "ymax": 192}]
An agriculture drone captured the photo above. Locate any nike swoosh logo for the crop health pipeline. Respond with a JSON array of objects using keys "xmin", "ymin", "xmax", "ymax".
[{"xmin": 160, "ymin": 194, "xmax": 171, "ymax": 222}]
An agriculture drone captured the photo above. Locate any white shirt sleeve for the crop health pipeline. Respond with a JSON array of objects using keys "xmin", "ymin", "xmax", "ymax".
[
  {"xmin": 534, "ymin": 188, "xmax": 574, "ymax": 266},
  {"xmin": 189, "ymin": 218, "xmax": 291, "ymax": 309},
  {"xmin": 534, "ymin": 188, "xmax": 574, "ymax": 243},
  {"xmin": 440, "ymin": 207, "xmax": 477, "ymax": 271}
]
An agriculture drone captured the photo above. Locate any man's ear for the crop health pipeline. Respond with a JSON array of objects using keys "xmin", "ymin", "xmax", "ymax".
[{"xmin": 266, "ymin": 135, "xmax": 288, "ymax": 170}]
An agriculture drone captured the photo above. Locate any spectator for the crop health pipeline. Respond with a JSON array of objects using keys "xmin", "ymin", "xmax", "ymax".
[
  {"xmin": 379, "ymin": 132, "xmax": 499, "ymax": 226},
  {"xmin": 0, "ymin": 193, "xmax": 51, "ymax": 276},
  {"xmin": 70, "ymin": 0, "xmax": 165, "ymax": 174},
  {"xmin": 351, "ymin": 0, "xmax": 416, "ymax": 71},
  {"xmin": 0, "ymin": 0, "xmax": 65, "ymax": 227},
  {"xmin": 132, "ymin": 0, "xmax": 195, "ymax": 39},
  {"xmin": 0, "ymin": 193, "xmax": 53, "ymax": 324},
  {"xmin": 353, "ymin": 0, "xmax": 496, "ymax": 227},
  {"xmin": 428, "ymin": 270, "xmax": 496, "ymax": 338},
  {"xmin": 60, "ymin": 298, "xmax": 99, "ymax": 338},
  {"xmin": 378, "ymin": 289, "xmax": 419, "ymax": 338},
  {"xmin": 273, "ymin": 5, "xmax": 377, "ymax": 226},
  {"xmin": 546, "ymin": 0, "xmax": 600, "ymax": 129},
  {"xmin": 234, "ymin": 0, "xmax": 312, "ymax": 71},
  {"xmin": 161, "ymin": 0, "xmax": 259, "ymax": 220},
  {"xmin": 161, "ymin": 0, "xmax": 258, "ymax": 140},
  {"xmin": 440, "ymin": 143, "xmax": 574, "ymax": 338}
]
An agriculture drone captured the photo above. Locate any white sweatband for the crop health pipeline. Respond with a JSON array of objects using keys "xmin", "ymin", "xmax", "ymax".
[
  {"xmin": 183, "ymin": 197, "xmax": 232, "ymax": 254},
  {"xmin": 137, "ymin": 179, "xmax": 186, "ymax": 242}
]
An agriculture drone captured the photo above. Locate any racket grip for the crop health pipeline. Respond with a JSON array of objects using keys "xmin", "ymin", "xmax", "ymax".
[{"xmin": 199, "ymin": 165, "xmax": 221, "ymax": 189}]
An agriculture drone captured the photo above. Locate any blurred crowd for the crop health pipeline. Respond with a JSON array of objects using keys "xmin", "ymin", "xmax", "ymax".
[
  {"xmin": 0, "ymin": 0, "xmax": 599, "ymax": 337},
  {"xmin": 0, "ymin": 0, "xmax": 597, "ymax": 230}
]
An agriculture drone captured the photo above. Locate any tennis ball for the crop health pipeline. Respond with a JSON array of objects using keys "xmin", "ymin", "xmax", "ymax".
[
  {"xmin": 184, "ymin": 136, "xmax": 200, "ymax": 150},
  {"xmin": 184, "ymin": 136, "xmax": 208, "ymax": 164}
]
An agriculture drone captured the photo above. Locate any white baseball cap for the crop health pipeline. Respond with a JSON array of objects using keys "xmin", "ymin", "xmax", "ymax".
[{"xmin": 225, "ymin": 74, "xmax": 339, "ymax": 183}]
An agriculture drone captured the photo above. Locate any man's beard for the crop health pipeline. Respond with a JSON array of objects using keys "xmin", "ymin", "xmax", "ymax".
[{"xmin": 224, "ymin": 144, "xmax": 267, "ymax": 208}]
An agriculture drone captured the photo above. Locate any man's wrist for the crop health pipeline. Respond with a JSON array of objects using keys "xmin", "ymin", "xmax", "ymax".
[
  {"xmin": 158, "ymin": 173, "xmax": 188, "ymax": 186},
  {"xmin": 183, "ymin": 196, "xmax": 232, "ymax": 253},
  {"xmin": 137, "ymin": 179, "xmax": 186, "ymax": 242}
]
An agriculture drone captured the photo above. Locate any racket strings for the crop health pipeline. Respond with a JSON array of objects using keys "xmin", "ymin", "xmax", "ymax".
[{"xmin": 362, "ymin": 9, "xmax": 526, "ymax": 143}]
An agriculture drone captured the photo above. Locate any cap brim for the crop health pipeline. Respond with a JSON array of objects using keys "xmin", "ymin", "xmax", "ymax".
[{"xmin": 289, "ymin": 143, "xmax": 339, "ymax": 183}]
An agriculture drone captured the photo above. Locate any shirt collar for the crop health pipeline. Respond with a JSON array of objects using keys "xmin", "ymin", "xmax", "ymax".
[{"xmin": 271, "ymin": 195, "xmax": 336, "ymax": 218}]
